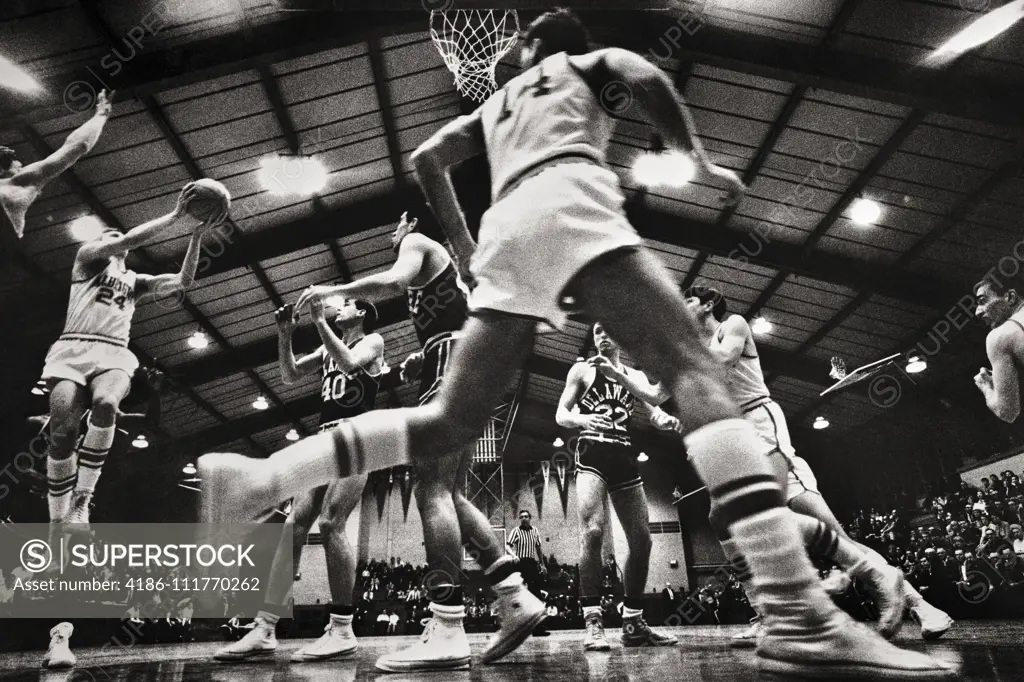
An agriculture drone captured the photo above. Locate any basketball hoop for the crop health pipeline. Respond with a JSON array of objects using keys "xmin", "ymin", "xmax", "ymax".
[{"xmin": 430, "ymin": 9, "xmax": 520, "ymax": 102}]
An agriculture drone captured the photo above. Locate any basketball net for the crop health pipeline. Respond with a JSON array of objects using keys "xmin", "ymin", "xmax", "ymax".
[{"xmin": 430, "ymin": 9, "xmax": 520, "ymax": 102}]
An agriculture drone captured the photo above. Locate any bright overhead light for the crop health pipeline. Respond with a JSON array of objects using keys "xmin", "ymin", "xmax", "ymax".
[
  {"xmin": 182, "ymin": 463, "xmax": 197, "ymax": 475},
  {"xmin": 751, "ymin": 316, "xmax": 772, "ymax": 335},
  {"xmin": 253, "ymin": 395, "xmax": 269, "ymax": 411},
  {"xmin": 31, "ymin": 386, "xmax": 44, "ymax": 396},
  {"xmin": 0, "ymin": 53, "xmax": 41, "ymax": 92},
  {"xmin": 637, "ymin": 452, "xmax": 649, "ymax": 463},
  {"xmin": 813, "ymin": 416, "xmax": 830, "ymax": 430},
  {"xmin": 553, "ymin": 438, "xmax": 564, "ymax": 448},
  {"xmin": 188, "ymin": 331, "xmax": 209, "ymax": 349},
  {"xmin": 286, "ymin": 428, "xmax": 300, "ymax": 441},
  {"xmin": 258, "ymin": 154, "xmax": 328, "ymax": 196},
  {"xmin": 69, "ymin": 215, "xmax": 107, "ymax": 242},
  {"xmin": 633, "ymin": 151, "xmax": 696, "ymax": 189},
  {"xmin": 132, "ymin": 434, "xmax": 149, "ymax": 449},
  {"xmin": 850, "ymin": 198, "xmax": 881, "ymax": 225},
  {"xmin": 925, "ymin": 0, "xmax": 1024, "ymax": 67},
  {"xmin": 906, "ymin": 356, "xmax": 927, "ymax": 374}
]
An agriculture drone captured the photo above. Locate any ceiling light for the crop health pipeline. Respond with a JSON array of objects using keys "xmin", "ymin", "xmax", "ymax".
[
  {"xmin": 633, "ymin": 151, "xmax": 696, "ymax": 189},
  {"xmin": 31, "ymin": 386, "xmax": 44, "ymax": 396},
  {"xmin": 637, "ymin": 452, "xmax": 649, "ymax": 462},
  {"xmin": 258, "ymin": 154, "xmax": 328, "ymax": 196},
  {"xmin": 850, "ymin": 198, "xmax": 881, "ymax": 225},
  {"xmin": 813, "ymin": 416, "xmax": 830, "ymax": 430},
  {"xmin": 925, "ymin": 0, "xmax": 1024, "ymax": 66},
  {"xmin": 906, "ymin": 356, "xmax": 927, "ymax": 374},
  {"xmin": 286, "ymin": 428, "xmax": 300, "ymax": 441},
  {"xmin": 553, "ymin": 438, "xmax": 564, "ymax": 447},
  {"xmin": 69, "ymin": 215, "xmax": 106, "ymax": 241},
  {"xmin": 132, "ymin": 434, "xmax": 149, "ymax": 449},
  {"xmin": 0, "ymin": 53, "xmax": 41, "ymax": 92},
  {"xmin": 188, "ymin": 331, "xmax": 209, "ymax": 349},
  {"xmin": 253, "ymin": 395, "xmax": 269, "ymax": 411},
  {"xmin": 182, "ymin": 463, "xmax": 197, "ymax": 475},
  {"xmin": 751, "ymin": 316, "xmax": 772, "ymax": 335}
]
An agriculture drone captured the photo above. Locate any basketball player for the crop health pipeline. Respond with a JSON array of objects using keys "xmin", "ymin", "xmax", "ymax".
[
  {"xmin": 681, "ymin": 286, "xmax": 954, "ymax": 643},
  {"xmin": 199, "ymin": 10, "xmax": 951, "ymax": 677},
  {"xmin": 1, "ymin": 91, "xmax": 113, "ymax": 240},
  {"xmin": 294, "ymin": 213, "xmax": 545, "ymax": 671},
  {"xmin": 213, "ymin": 296, "xmax": 385, "ymax": 663},
  {"xmin": 44, "ymin": 184, "xmax": 221, "ymax": 530},
  {"xmin": 556, "ymin": 322, "xmax": 677, "ymax": 651},
  {"xmin": 973, "ymin": 275, "xmax": 1024, "ymax": 423}
]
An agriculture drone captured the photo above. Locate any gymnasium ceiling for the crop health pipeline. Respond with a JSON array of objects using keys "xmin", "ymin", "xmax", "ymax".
[{"xmin": 0, "ymin": 0, "xmax": 1022, "ymax": 466}]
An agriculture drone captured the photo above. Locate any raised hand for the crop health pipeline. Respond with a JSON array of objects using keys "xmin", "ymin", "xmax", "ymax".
[
  {"xmin": 400, "ymin": 351, "xmax": 425, "ymax": 383},
  {"xmin": 174, "ymin": 183, "xmax": 197, "ymax": 218},
  {"xmin": 580, "ymin": 412, "xmax": 614, "ymax": 432},
  {"xmin": 95, "ymin": 90, "xmax": 114, "ymax": 117},
  {"xmin": 296, "ymin": 285, "xmax": 334, "ymax": 313},
  {"xmin": 275, "ymin": 303, "xmax": 298, "ymax": 332},
  {"xmin": 708, "ymin": 165, "xmax": 746, "ymax": 207}
]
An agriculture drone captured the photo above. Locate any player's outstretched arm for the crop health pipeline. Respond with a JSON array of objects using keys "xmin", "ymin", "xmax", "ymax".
[
  {"xmin": 275, "ymin": 303, "xmax": 320, "ymax": 384},
  {"xmin": 78, "ymin": 184, "xmax": 196, "ymax": 263},
  {"xmin": 134, "ymin": 218, "xmax": 211, "ymax": 303},
  {"xmin": 410, "ymin": 111, "xmax": 483, "ymax": 263},
  {"xmin": 977, "ymin": 325, "xmax": 1021, "ymax": 422},
  {"xmin": 577, "ymin": 49, "xmax": 745, "ymax": 206},
  {"xmin": 13, "ymin": 90, "xmax": 113, "ymax": 188}
]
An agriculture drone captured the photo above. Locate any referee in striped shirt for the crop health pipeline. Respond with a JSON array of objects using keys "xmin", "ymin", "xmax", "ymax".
[{"xmin": 507, "ymin": 510, "xmax": 550, "ymax": 636}]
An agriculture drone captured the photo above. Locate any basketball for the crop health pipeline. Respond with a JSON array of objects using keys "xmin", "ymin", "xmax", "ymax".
[{"xmin": 186, "ymin": 178, "xmax": 231, "ymax": 221}]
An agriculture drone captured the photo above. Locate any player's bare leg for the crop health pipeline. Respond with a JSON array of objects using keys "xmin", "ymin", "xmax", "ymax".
[
  {"xmin": 609, "ymin": 485, "xmax": 677, "ymax": 647},
  {"xmin": 576, "ymin": 471, "xmax": 612, "ymax": 652},
  {"xmin": 68, "ymin": 369, "xmax": 131, "ymax": 527},
  {"xmin": 568, "ymin": 247, "xmax": 951, "ymax": 679}
]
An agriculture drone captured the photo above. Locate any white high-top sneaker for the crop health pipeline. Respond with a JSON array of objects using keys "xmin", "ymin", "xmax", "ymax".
[
  {"xmin": 849, "ymin": 556, "xmax": 905, "ymax": 640},
  {"xmin": 757, "ymin": 598, "xmax": 954, "ymax": 679},
  {"xmin": 375, "ymin": 603, "xmax": 471, "ymax": 673},
  {"xmin": 213, "ymin": 618, "xmax": 277, "ymax": 662},
  {"xmin": 909, "ymin": 599, "xmax": 954, "ymax": 641},
  {"xmin": 42, "ymin": 622, "xmax": 76, "ymax": 669},
  {"xmin": 582, "ymin": 611, "xmax": 611, "ymax": 652},
  {"xmin": 291, "ymin": 615, "xmax": 358, "ymax": 662},
  {"xmin": 480, "ymin": 578, "xmax": 546, "ymax": 664}
]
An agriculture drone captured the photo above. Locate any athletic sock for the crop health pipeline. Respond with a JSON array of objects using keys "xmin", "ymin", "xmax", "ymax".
[
  {"xmin": 583, "ymin": 605, "xmax": 602, "ymax": 619},
  {"xmin": 74, "ymin": 420, "xmax": 115, "ymax": 495},
  {"xmin": 903, "ymin": 581, "xmax": 926, "ymax": 609},
  {"xmin": 622, "ymin": 606, "xmax": 644, "ymax": 620},
  {"xmin": 47, "ymin": 455, "xmax": 77, "ymax": 522},
  {"xmin": 256, "ymin": 610, "xmax": 280, "ymax": 626},
  {"xmin": 266, "ymin": 412, "xmax": 412, "ymax": 502},
  {"xmin": 732, "ymin": 509, "xmax": 834, "ymax": 618}
]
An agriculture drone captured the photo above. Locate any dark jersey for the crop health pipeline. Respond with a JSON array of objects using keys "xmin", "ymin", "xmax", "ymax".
[
  {"xmin": 578, "ymin": 369, "xmax": 637, "ymax": 447},
  {"xmin": 407, "ymin": 261, "xmax": 468, "ymax": 347},
  {"xmin": 319, "ymin": 349, "xmax": 384, "ymax": 430}
]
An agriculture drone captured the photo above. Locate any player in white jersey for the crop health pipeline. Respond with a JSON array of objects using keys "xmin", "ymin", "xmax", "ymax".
[
  {"xmin": 973, "ymin": 274, "xmax": 1024, "ymax": 423},
  {"xmin": 1, "ymin": 91, "xmax": 112, "ymax": 241},
  {"xmin": 679, "ymin": 286, "xmax": 953, "ymax": 643},
  {"xmin": 42, "ymin": 184, "xmax": 223, "ymax": 530},
  {"xmin": 198, "ymin": 10, "xmax": 951, "ymax": 678}
]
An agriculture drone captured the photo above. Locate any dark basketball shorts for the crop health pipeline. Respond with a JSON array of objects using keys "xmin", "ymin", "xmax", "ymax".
[
  {"xmin": 418, "ymin": 331, "xmax": 461, "ymax": 406},
  {"xmin": 575, "ymin": 438, "xmax": 643, "ymax": 494}
]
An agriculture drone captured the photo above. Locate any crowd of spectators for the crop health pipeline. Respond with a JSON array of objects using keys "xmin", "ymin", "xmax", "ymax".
[{"xmin": 843, "ymin": 471, "xmax": 1024, "ymax": 618}]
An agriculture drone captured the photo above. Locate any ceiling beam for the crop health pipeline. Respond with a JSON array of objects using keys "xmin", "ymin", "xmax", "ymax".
[
  {"xmin": 367, "ymin": 39, "xmax": 406, "ymax": 184},
  {"xmin": 2, "ymin": 11, "xmax": 1019, "ymax": 129}
]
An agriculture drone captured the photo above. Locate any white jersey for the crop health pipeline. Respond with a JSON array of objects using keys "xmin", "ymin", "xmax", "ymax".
[
  {"xmin": 61, "ymin": 258, "xmax": 137, "ymax": 347},
  {"xmin": 479, "ymin": 52, "xmax": 615, "ymax": 201},
  {"xmin": 711, "ymin": 317, "xmax": 771, "ymax": 412}
]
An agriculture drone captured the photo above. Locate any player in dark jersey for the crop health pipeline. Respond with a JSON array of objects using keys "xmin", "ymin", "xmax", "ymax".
[
  {"xmin": 214, "ymin": 296, "xmax": 386, "ymax": 663},
  {"xmin": 556, "ymin": 322, "xmax": 676, "ymax": 651},
  {"xmin": 293, "ymin": 213, "xmax": 544, "ymax": 671}
]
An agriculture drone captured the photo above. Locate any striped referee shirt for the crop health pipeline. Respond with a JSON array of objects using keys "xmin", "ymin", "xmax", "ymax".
[{"xmin": 507, "ymin": 525, "xmax": 542, "ymax": 562}]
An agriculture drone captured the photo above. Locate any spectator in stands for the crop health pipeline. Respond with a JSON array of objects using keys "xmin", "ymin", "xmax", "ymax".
[
  {"xmin": 661, "ymin": 582, "xmax": 677, "ymax": 613},
  {"xmin": 376, "ymin": 610, "xmax": 389, "ymax": 636},
  {"xmin": 979, "ymin": 528, "xmax": 1013, "ymax": 557},
  {"xmin": 1009, "ymin": 525, "xmax": 1024, "ymax": 554},
  {"xmin": 387, "ymin": 610, "xmax": 399, "ymax": 634}
]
